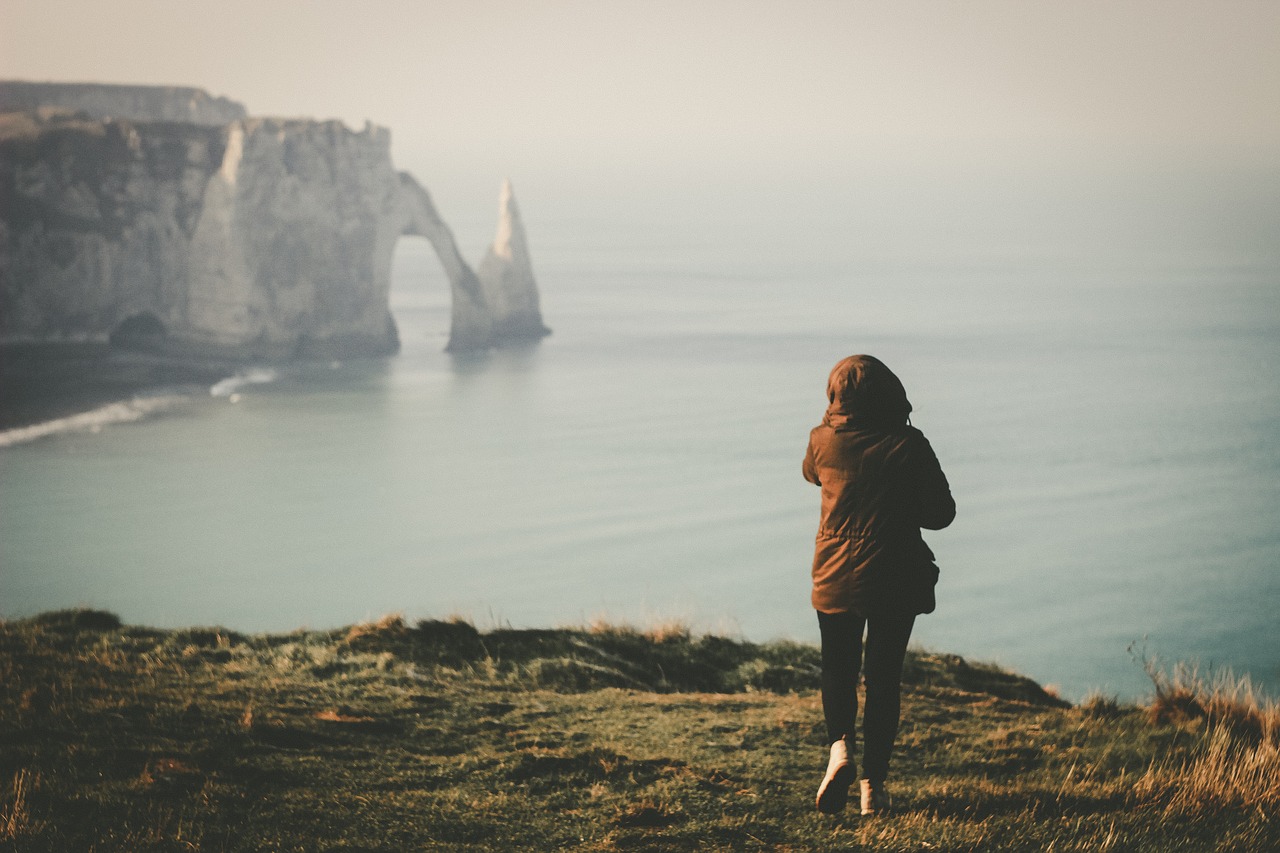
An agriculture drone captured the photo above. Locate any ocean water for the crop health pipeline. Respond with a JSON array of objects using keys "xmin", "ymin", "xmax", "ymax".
[{"xmin": 1, "ymin": 227, "xmax": 1277, "ymax": 702}]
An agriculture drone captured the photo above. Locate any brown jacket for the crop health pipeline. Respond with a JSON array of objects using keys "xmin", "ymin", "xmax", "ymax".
[{"xmin": 803, "ymin": 356, "xmax": 955, "ymax": 616}]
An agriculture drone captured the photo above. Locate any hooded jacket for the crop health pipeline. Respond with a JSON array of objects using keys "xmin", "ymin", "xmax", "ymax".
[{"xmin": 803, "ymin": 355, "xmax": 956, "ymax": 616}]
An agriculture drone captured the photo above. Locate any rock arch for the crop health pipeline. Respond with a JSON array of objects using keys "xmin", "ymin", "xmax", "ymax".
[{"xmin": 396, "ymin": 175, "xmax": 550, "ymax": 352}]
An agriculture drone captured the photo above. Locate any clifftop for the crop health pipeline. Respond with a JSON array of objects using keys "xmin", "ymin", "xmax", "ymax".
[
  {"xmin": 1, "ymin": 610, "xmax": 1274, "ymax": 850},
  {"xmin": 0, "ymin": 81, "xmax": 247, "ymax": 125}
]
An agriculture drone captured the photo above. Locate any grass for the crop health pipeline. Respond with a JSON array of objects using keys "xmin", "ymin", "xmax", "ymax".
[{"xmin": 0, "ymin": 608, "xmax": 1275, "ymax": 851}]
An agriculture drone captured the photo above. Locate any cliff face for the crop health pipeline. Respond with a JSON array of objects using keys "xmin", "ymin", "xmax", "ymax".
[
  {"xmin": 0, "ymin": 82, "xmax": 549, "ymax": 357},
  {"xmin": 182, "ymin": 117, "xmax": 406, "ymax": 358},
  {"xmin": 1, "ymin": 113, "xmax": 401, "ymax": 357}
]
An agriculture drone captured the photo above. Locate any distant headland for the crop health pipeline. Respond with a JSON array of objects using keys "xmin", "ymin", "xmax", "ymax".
[{"xmin": 0, "ymin": 81, "xmax": 550, "ymax": 358}]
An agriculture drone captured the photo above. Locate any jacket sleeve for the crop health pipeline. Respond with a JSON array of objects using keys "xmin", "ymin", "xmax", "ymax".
[
  {"xmin": 802, "ymin": 433, "xmax": 821, "ymax": 486},
  {"xmin": 912, "ymin": 432, "xmax": 955, "ymax": 530}
]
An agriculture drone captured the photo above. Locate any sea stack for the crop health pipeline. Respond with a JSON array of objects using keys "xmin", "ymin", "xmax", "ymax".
[{"xmin": 475, "ymin": 179, "xmax": 552, "ymax": 342}]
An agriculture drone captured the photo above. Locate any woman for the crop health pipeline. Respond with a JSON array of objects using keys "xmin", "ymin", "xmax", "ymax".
[{"xmin": 804, "ymin": 355, "xmax": 955, "ymax": 816}]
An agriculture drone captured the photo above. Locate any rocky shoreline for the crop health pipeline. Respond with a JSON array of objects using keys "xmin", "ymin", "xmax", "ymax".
[{"xmin": 0, "ymin": 343, "xmax": 234, "ymax": 431}]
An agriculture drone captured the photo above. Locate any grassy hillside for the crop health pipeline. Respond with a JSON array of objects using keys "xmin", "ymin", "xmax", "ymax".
[{"xmin": 1, "ymin": 610, "xmax": 1276, "ymax": 851}]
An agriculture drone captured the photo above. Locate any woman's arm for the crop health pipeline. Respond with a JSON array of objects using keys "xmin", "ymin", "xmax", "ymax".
[
  {"xmin": 803, "ymin": 432, "xmax": 821, "ymax": 486},
  {"xmin": 912, "ymin": 432, "xmax": 955, "ymax": 530}
]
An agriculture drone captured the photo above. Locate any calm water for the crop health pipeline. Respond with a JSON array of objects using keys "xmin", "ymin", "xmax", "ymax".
[{"xmin": 2, "ymin": 230, "xmax": 1277, "ymax": 701}]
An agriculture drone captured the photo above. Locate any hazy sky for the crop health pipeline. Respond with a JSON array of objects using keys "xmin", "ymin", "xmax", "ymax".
[{"xmin": 3, "ymin": 1, "xmax": 1278, "ymax": 251}]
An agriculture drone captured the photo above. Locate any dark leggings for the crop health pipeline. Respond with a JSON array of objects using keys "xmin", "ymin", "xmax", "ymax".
[{"xmin": 817, "ymin": 609, "xmax": 915, "ymax": 783}]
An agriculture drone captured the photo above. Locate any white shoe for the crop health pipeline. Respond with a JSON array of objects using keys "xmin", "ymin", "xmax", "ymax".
[
  {"xmin": 815, "ymin": 738, "xmax": 856, "ymax": 814},
  {"xmin": 860, "ymin": 778, "xmax": 890, "ymax": 815}
]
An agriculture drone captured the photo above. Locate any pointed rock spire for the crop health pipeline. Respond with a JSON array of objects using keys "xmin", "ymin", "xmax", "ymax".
[{"xmin": 476, "ymin": 179, "xmax": 551, "ymax": 341}]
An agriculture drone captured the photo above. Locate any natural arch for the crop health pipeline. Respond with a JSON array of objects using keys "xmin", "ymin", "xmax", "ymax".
[
  {"xmin": 395, "ymin": 174, "xmax": 549, "ymax": 352},
  {"xmin": 396, "ymin": 173, "xmax": 492, "ymax": 352}
]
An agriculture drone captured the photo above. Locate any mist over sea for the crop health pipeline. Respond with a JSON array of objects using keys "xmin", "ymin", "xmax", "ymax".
[{"xmin": 2, "ymin": 171, "xmax": 1278, "ymax": 702}]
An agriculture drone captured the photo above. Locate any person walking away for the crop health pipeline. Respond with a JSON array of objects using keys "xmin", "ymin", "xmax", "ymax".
[{"xmin": 804, "ymin": 355, "xmax": 955, "ymax": 815}]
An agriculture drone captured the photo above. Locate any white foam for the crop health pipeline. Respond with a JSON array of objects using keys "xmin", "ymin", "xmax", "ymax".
[
  {"xmin": 210, "ymin": 368, "xmax": 278, "ymax": 398},
  {"xmin": 0, "ymin": 396, "xmax": 185, "ymax": 448}
]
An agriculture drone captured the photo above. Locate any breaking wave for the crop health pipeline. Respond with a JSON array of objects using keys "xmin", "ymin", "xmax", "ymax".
[
  {"xmin": 0, "ymin": 396, "xmax": 188, "ymax": 448},
  {"xmin": 0, "ymin": 368, "xmax": 280, "ymax": 448},
  {"xmin": 209, "ymin": 368, "xmax": 278, "ymax": 398}
]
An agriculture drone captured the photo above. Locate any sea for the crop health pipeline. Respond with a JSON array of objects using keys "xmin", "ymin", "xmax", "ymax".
[{"xmin": 2, "ymin": 190, "xmax": 1278, "ymax": 703}]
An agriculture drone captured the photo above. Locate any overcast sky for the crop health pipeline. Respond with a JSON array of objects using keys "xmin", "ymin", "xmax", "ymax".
[{"xmin": 3, "ymin": 1, "xmax": 1278, "ymax": 253}]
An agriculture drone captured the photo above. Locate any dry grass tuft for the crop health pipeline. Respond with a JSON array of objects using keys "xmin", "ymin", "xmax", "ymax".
[
  {"xmin": 0, "ymin": 769, "xmax": 41, "ymax": 841},
  {"xmin": 586, "ymin": 616, "xmax": 628, "ymax": 636},
  {"xmin": 314, "ymin": 708, "xmax": 376, "ymax": 724},
  {"xmin": 139, "ymin": 758, "xmax": 203, "ymax": 794},
  {"xmin": 1080, "ymin": 692, "xmax": 1124, "ymax": 720},
  {"xmin": 344, "ymin": 613, "xmax": 408, "ymax": 646},
  {"xmin": 586, "ymin": 617, "xmax": 693, "ymax": 643},
  {"xmin": 1136, "ymin": 661, "xmax": 1279, "ymax": 814},
  {"xmin": 615, "ymin": 798, "xmax": 682, "ymax": 828},
  {"xmin": 643, "ymin": 620, "xmax": 693, "ymax": 644},
  {"xmin": 1137, "ymin": 724, "xmax": 1280, "ymax": 815},
  {"xmin": 1146, "ymin": 660, "xmax": 1273, "ymax": 744},
  {"xmin": 17, "ymin": 685, "xmax": 53, "ymax": 717}
]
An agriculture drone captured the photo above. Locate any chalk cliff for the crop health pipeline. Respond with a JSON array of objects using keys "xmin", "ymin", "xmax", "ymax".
[
  {"xmin": 475, "ymin": 179, "xmax": 551, "ymax": 341},
  {"xmin": 0, "ymin": 82, "xmax": 547, "ymax": 356}
]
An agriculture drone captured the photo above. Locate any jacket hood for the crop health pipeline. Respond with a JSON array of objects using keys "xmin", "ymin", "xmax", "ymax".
[{"xmin": 824, "ymin": 354, "xmax": 913, "ymax": 429}]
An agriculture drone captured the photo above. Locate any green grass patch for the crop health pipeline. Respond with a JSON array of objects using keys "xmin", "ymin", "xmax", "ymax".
[{"xmin": 1, "ymin": 609, "xmax": 1274, "ymax": 851}]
